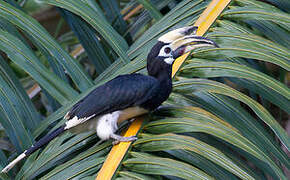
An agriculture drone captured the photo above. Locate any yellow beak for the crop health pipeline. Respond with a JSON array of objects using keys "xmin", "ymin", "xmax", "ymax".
[{"xmin": 171, "ymin": 35, "xmax": 218, "ymax": 59}]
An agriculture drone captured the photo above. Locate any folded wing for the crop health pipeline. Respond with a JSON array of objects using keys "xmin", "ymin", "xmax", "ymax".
[{"xmin": 65, "ymin": 74, "xmax": 160, "ymax": 122}]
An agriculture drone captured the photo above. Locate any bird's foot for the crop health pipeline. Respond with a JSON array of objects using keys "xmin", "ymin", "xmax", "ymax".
[
  {"xmin": 129, "ymin": 118, "xmax": 135, "ymax": 123},
  {"xmin": 110, "ymin": 134, "xmax": 137, "ymax": 145}
]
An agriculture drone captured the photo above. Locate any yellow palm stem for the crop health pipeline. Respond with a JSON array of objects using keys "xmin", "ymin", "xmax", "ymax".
[{"xmin": 96, "ymin": 0, "xmax": 232, "ymax": 179}]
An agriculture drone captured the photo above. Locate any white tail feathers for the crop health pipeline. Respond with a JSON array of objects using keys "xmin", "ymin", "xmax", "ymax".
[
  {"xmin": 1, "ymin": 125, "xmax": 66, "ymax": 173},
  {"xmin": 1, "ymin": 151, "xmax": 26, "ymax": 173}
]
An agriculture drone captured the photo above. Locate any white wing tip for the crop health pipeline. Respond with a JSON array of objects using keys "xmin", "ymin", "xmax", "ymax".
[
  {"xmin": 64, "ymin": 114, "xmax": 95, "ymax": 130},
  {"xmin": 64, "ymin": 111, "xmax": 70, "ymax": 120}
]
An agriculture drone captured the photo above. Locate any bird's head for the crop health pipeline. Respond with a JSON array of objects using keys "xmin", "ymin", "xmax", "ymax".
[{"xmin": 147, "ymin": 26, "xmax": 217, "ymax": 77}]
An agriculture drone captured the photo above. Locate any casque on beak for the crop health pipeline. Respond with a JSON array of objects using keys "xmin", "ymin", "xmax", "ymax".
[
  {"xmin": 158, "ymin": 26, "xmax": 198, "ymax": 43},
  {"xmin": 171, "ymin": 35, "xmax": 218, "ymax": 59},
  {"xmin": 157, "ymin": 26, "xmax": 218, "ymax": 65}
]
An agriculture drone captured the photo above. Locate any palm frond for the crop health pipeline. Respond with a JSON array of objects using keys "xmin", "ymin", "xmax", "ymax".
[{"xmin": 0, "ymin": 0, "xmax": 288, "ymax": 179}]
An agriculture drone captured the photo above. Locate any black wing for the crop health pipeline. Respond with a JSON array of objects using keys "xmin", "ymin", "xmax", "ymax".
[{"xmin": 66, "ymin": 74, "xmax": 160, "ymax": 120}]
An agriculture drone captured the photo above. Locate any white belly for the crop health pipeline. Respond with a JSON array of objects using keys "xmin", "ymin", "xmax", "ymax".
[
  {"xmin": 69, "ymin": 107, "xmax": 148, "ymax": 140},
  {"xmin": 96, "ymin": 107, "xmax": 148, "ymax": 140}
]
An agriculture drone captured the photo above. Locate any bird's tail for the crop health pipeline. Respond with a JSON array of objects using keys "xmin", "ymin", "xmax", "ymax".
[{"xmin": 1, "ymin": 125, "xmax": 66, "ymax": 173}]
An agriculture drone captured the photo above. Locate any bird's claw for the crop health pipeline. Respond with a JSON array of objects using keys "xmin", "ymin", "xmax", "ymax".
[
  {"xmin": 110, "ymin": 134, "xmax": 138, "ymax": 145},
  {"xmin": 129, "ymin": 118, "xmax": 135, "ymax": 123}
]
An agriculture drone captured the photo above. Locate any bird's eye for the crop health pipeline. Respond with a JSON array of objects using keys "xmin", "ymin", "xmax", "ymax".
[{"xmin": 164, "ymin": 47, "xmax": 171, "ymax": 54}]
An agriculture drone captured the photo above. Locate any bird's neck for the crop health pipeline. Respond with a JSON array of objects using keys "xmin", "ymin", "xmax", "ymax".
[
  {"xmin": 147, "ymin": 61, "xmax": 172, "ymax": 90},
  {"xmin": 154, "ymin": 65, "xmax": 173, "ymax": 96},
  {"xmin": 156, "ymin": 67, "xmax": 172, "ymax": 85},
  {"xmin": 145, "ymin": 64, "xmax": 172, "ymax": 110}
]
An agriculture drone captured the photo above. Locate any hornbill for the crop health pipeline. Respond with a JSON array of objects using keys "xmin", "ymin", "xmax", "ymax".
[{"xmin": 1, "ymin": 26, "xmax": 217, "ymax": 173}]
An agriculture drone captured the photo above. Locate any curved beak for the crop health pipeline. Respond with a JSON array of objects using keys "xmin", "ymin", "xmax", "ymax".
[
  {"xmin": 158, "ymin": 26, "xmax": 198, "ymax": 43},
  {"xmin": 158, "ymin": 26, "xmax": 218, "ymax": 61},
  {"xmin": 171, "ymin": 35, "xmax": 218, "ymax": 59}
]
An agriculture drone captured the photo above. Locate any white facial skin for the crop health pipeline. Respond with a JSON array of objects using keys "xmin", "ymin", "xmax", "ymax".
[
  {"xmin": 158, "ymin": 45, "xmax": 175, "ymax": 65},
  {"xmin": 157, "ymin": 27, "xmax": 188, "ymax": 65},
  {"xmin": 157, "ymin": 26, "xmax": 216, "ymax": 65}
]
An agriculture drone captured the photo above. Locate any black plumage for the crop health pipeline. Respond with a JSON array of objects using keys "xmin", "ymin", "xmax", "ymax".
[
  {"xmin": 66, "ymin": 73, "xmax": 166, "ymax": 119},
  {"xmin": 2, "ymin": 26, "xmax": 218, "ymax": 173},
  {"xmin": 66, "ymin": 41, "xmax": 173, "ymax": 121}
]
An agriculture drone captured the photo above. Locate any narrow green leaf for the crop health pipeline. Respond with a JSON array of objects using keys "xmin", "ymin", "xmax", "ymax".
[
  {"xmin": 170, "ymin": 92, "xmax": 289, "ymax": 174},
  {"xmin": 245, "ymin": 20, "xmax": 289, "ymax": 47},
  {"xmin": 134, "ymin": 134, "xmax": 255, "ymax": 180},
  {"xmin": 0, "ymin": 30, "xmax": 78, "ymax": 104},
  {"xmin": 129, "ymin": 0, "xmax": 205, "ymax": 57},
  {"xmin": 0, "ymin": 158, "xmax": 11, "ymax": 179},
  {"xmin": 124, "ymin": 151, "xmax": 214, "ymax": 180},
  {"xmin": 167, "ymin": 150, "xmax": 240, "ymax": 180},
  {"xmin": 118, "ymin": 171, "xmax": 158, "ymax": 180},
  {"xmin": 21, "ymin": 132, "xmax": 96, "ymax": 179},
  {"xmin": 222, "ymin": 6, "xmax": 290, "ymax": 27},
  {"xmin": 214, "ymin": 20, "xmax": 252, "ymax": 33},
  {"xmin": 236, "ymin": 0, "xmax": 289, "ymax": 12},
  {"xmin": 181, "ymin": 61, "xmax": 290, "ymax": 112},
  {"xmin": 25, "ymin": 32, "xmax": 69, "ymax": 84},
  {"xmin": 40, "ymin": 0, "xmax": 130, "ymax": 63},
  {"xmin": 0, "ymin": 17, "xmax": 27, "ymax": 44},
  {"xmin": 174, "ymin": 79, "xmax": 290, "ymax": 154},
  {"xmin": 136, "ymin": 0, "xmax": 163, "ymax": 21},
  {"xmin": 99, "ymin": 0, "xmax": 128, "ymax": 35},
  {"xmin": 41, "ymin": 142, "xmax": 110, "ymax": 180},
  {"xmin": 0, "ymin": 55, "xmax": 40, "ymax": 131},
  {"xmin": 0, "ymin": 1, "xmax": 93, "ymax": 91},
  {"xmin": 192, "ymin": 44, "xmax": 289, "ymax": 72},
  {"xmin": 4, "ymin": 1, "xmax": 69, "ymax": 83},
  {"xmin": 44, "ymin": 156, "xmax": 104, "ymax": 180},
  {"xmin": 59, "ymin": 9, "xmax": 112, "ymax": 74},
  {"xmin": 0, "ymin": 85, "xmax": 33, "ymax": 152},
  {"xmin": 145, "ymin": 107, "xmax": 268, "ymax": 162},
  {"xmin": 208, "ymin": 32, "xmax": 289, "ymax": 58}
]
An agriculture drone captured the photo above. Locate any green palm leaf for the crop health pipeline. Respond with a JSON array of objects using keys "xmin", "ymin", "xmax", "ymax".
[
  {"xmin": 181, "ymin": 60, "xmax": 290, "ymax": 112},
  {"xmin": 124, "ymin": 152, "xmax": 214, "ymax": 180},
  {"xmin": 40, "ymin": 0, "xmax": 130, "ymax": 64},
  {"xmin": 0, "ymin": 1, "xmax": 93, "ymax": 91},
  {"xmin": 0, "ymin": 30, "xmax": 77, "ymax": 104},
  {"xmin": 174, "ymin": 79, "xmax": 289, "ymax": 151},
  {"xmin": 0, "ymin": 0, "xmax": 288, "ymax": 179}
]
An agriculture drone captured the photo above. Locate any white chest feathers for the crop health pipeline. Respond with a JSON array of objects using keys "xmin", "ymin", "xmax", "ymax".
[
  {"xmin": 96, "ymin": 107, "xmax": 148, "ymax": 140},
  {"xmin": 96, "ymin": 111, "xmax": 120, "ymax": 140},
  {"xmin": 65, "ymin": 107, "xmax": 148, "ymax": 140}
]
